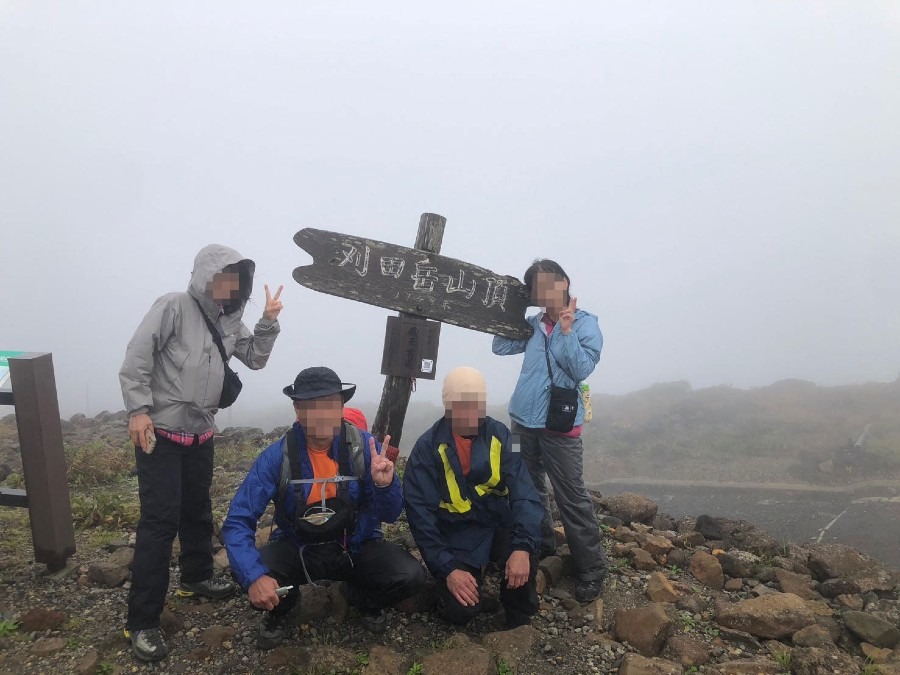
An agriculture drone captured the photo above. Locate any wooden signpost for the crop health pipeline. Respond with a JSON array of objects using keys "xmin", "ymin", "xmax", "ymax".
[
  {"xmin": 293, "ymin": 213, "xmax": 533, "ymax": 450},
  {"xmin": 0, "ymin": 352, "xmax": 76, "ymax": 571}
]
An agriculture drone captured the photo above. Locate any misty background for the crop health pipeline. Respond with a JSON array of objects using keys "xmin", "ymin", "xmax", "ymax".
[{"xmin": 2, "ymin": 2, "xmax": 899, "ymax": 437}]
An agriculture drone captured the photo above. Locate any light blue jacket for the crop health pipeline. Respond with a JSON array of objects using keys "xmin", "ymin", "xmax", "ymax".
[{"xmin": 492, "ymin": 309, "xmax": 602, "ymax": 429}]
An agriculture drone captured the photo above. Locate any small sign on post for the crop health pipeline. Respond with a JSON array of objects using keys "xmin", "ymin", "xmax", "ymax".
[{"xmin": 380, "ymin": 316, "xmax": 441, "ymax": 380}]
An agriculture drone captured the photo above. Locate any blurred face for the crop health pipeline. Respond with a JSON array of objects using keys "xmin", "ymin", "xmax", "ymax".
[
  {"xmin": 294, "ymin": 394, "xmax": 343, "ymax": 441},
  {"xmin": 210, "ymin": 272, "xmax": 241, "ymax": 302},
  {"xmin": 532, "ymin": 271, "xmax": 568, "ymax": 312},
  {"xmin": 447, "ymin": 393, "xmax": 487, "ymax": 436}
]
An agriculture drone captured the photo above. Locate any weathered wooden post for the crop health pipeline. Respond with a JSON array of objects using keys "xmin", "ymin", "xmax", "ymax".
[
  {"xmin": 370, "ymin": 213, "xmax": 445, "ymax": 448},
  {"xmin": 0, "ymin": 352, "xmax": 76, "ymax": 571}
]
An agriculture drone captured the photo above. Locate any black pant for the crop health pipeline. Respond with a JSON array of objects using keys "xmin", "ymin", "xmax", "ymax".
[
  {"xmin": 259, "ymin": 538, "xmax": 426, "ymax": 616},
  {"xmin": 435, "ymin": 528, "xmax": 539, "ymax": 628},
  {"xmin": 126, "ymin": 435, "xmax": 215, "ymax": 631}
]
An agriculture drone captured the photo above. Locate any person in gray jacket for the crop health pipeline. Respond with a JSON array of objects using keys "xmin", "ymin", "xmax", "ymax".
[{"xmin": 119, "ymin": 244, "xmax": 283, "ymax": 662}]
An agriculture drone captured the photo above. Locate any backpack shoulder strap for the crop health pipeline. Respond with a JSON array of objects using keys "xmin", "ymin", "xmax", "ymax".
[
  {"xmin": 343, "ymin": 421, "xmax": 367, "ymax": 479},
  {"xmin": 276, "ymin": 430, "xmax": 301, "ymax": 505}
]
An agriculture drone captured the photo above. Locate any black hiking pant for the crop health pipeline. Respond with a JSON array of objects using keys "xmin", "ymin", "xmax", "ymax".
[
  {"xmin": 259, "ymin": 538, "xmax": 426, "ymax": 617},
  {"xmin": 126, "ymin": 434, "xmax": 215, "ymax": 631},
  {"xmin": 435, "ymin": 528, "xmax": 539, "ymax": 628}
]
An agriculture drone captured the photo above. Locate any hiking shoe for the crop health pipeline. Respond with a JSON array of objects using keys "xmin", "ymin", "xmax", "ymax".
[
  {"xmin": 574, "ymin": 577, "xmax": 604, "ymax": 603},
  {"xmin": 177, "ymin": 576, "xmax": 236, "ymax": 600},
  {"xmin": 126, "ymin": 627, "xmax": 169, "ymax": 662},
  {"xmin": 257, "ymin": 611, "xmax": 291, "ymax": 649},
  {"xmin": 359, "ymin": 609, "xmax": 387, "ymax": 634}
]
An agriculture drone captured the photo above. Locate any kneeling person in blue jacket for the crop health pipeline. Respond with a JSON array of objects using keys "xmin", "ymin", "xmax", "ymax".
[
  {"xmin": 222, "ymin": 367, "xmax": 425, "ymax": 648},
  {"xmin": 404, "ymin": 367, "xmax": 544, "ymax": 628}
]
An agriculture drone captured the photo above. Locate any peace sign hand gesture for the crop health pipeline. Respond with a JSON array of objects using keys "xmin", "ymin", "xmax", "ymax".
[
  {"xmin": 369, "ymin": 434, "xmax": 395, "ymax": 488},
  {"xmin": 262, "ymin": 284, "xmax": 284, "ymax": 321},
  {"xmin": 559, "ymin": 296, "xmax": 577, "ymax": 335}
]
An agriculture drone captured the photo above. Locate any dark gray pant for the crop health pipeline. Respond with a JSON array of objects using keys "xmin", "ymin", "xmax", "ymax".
[{"xmin": 514, "ymin": 423, "xmax": 607, "ymax": 582}]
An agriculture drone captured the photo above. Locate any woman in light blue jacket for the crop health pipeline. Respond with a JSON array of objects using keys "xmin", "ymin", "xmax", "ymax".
[{"xmin": 492, "ymin": 259, "xmax": 608, "ymax": 602}]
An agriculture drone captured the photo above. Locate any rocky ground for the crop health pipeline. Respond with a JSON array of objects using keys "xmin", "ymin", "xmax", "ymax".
[{"xmin": 1, "ymin": 414, "xmax": 899, "ymax": 674}]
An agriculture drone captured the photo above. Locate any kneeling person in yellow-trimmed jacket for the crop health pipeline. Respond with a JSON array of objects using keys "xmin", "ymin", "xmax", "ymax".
[{"xmin": 403, "ymin": 367, "xmax": 544, "ymax": 628}]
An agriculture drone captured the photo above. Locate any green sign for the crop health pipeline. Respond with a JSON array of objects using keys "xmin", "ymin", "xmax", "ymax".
[
  {"xmin": 0, "ymin": 351, "xmax": 24, "ymax": 389},
  {"xmin": 0, "ymin": 351, "xmax": 26, "ymax": 368}
]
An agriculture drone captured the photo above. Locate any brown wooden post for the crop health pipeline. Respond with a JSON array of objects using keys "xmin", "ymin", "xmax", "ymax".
[
  {"xmin": 371, "ymin": 213, "xmax": 446, "ymax": 448},
  {"xmin": 7, "ymin": 353, "xmax": 76, "ymax": 570}
]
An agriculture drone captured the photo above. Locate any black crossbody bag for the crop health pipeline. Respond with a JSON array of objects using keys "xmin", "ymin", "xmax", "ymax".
[
  {"xmin": 543, "ymin": 331, "xmax": 579, "ymax": 433},
  {"xmin": 193, "ymin": 299, "xmax": 243, "ymax": 409}
]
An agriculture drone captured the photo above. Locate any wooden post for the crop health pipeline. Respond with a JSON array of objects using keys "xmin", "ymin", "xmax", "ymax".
[
  {"xmin": 5, "ymin": 353, "xmax": 76, "ymax": 570},
  {"xmin": 371, "ymin": 213, "xmax": 446, "ymax": 449}
]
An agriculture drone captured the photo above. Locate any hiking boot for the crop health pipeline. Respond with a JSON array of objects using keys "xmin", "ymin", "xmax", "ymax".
[
  {"xmin": 574, "ymin": 577, "xmax": 604, "ymax": 603},
  {"xmin": 126, "ymin": 627, "xmax": 169, "ymax": 662},
  {"xmin": 359, "ymin": 609, "xmax": 387, "ymax": 634},
  {"xmin": 177, "ymin": 576, "xmax": 236, "ymax": 600},
  {"xmin": 257, "ymin": 611, "xmax": 291, "ymax": 649}
]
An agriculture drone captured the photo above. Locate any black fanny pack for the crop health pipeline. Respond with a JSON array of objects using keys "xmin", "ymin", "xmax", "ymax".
[
  {"xmin": 193, "ymin": 299, "xmax": 243, "ymax": 409},
  {"xmin": 543, "ymin": 332, "xmax": 579, "ymax": 433}
]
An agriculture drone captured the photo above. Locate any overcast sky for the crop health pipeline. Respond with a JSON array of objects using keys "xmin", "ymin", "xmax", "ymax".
[{"xmin": 1, "ymin": 2, "xmax": 898, "ymax": 426}]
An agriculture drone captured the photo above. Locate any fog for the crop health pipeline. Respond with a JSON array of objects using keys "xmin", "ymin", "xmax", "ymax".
[{"xmin": 2, "ymin": 2, "xmax": 899, "ymax": 426}]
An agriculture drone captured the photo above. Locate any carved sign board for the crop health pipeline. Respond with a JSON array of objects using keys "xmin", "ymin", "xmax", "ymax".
[
  {"xmin": 293, "ymin": 228, "xmax": 533, "ymax": 340},
  {"xmin": 380, "ymin": 317, "xmax": 441, "ymax": 380}
]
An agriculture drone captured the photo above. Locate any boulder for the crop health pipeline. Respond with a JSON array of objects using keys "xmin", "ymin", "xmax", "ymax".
[
  {"xmin": 716, "ymin": 659, "xmax": 782, "ymax": 674},
  {"xmin": 421, "ymin": 645, "xmax": 494, "ymax": 675},
  {"xmin": 715, "ymin": 593, "xmax": 816, "ymax": 639},
  {"xmin": 860, "ymin": 642, "xmax": 894, "ymax": 664},
  {"xmin": 791, "ymin": 623, "xmax": 834, "ymax": 648},
  {"xmin": 30, "ymin": 637, "xmax": 67, "ymax": 655},
  {"xmin": 835, "ymin": 593, "xmax": 864, "ymax": 611},
  {"xmin": 200, "ymin": 625, "xmax": 236, "ymax": 649},
  {"xmin": 629, "ymin": 548, "xmax": 657, "ymax": 571},
  {"xmin": 674, "ymin": 532, "xmax": 706, "ymax": 549},
  {"xmin": 818, "ymin": 578, "xmax": 861, "ymax": 598},
  {"xmin": 694, "ymin": 515, "xmax": 777, "ymax": 554},
  {"xmin": 717, "ymin": 552, "xmax": 757, "ymax": 579},
  {"xmin": 724, "ymin": 578, "xmax": 744, "ymax": 592},
  {"xmin": 646, "ymin": 572, "xmax": 680, "ymax": 603},
  {"xmin": 807, "ymin": 543, "xmax": 900, "ymax": 592},
  {"xmin": 806, "ymin": 543, "xmax": 870, "ymax": 580},
  {"xmin": 75, "ymin": 650, "xmax": 101, "ymax": 675},
  {"xmin": 867, "ymin": 599, "xmax": 900, "ymax": 628},
  {"xmin": 661, "ymin": 634, "xmax": 710, "ymax": 667},
  {"xmin": 613, "ymin": 603, "xmax": 674, "ymax": 657},
  {"xmin": 640, "ymin": 534, "xmax": 674, "ymax": 558},
  {"xmin": 617, "ymin": 654, "xmax": 681, "ymax": 675},
  {"xmin": 266, "ymin": 646, "xmax": 357, "ymax": 672},
  {"xmin": 483, "ymin": 625, "xmax": 538, "ymax": 671},
  {"xmin": 842, "ymin": 611, "xmax": 900, "ymax": 649},
  {"xmin": 297, "ymin": 585, "xmax": 332, "ymax": 623},
  {"xmin": 790, "ymin": 647, "xmax": 861, "ymax": 675},
  {"xmin": 18, "ymin": 608, "xmax": 66, "ymax": 633},
  {"xmin": 601, "ymin": 493, "xmax": 658, "ymax": 525},
  {"xmin": 366, "ymin": 645, "xmax": 407, "ymax": 673},
  {"xmin": 773, "ymin": 568, "xmax": 819, "ymax": 600},
  {"xmin": 88, "ymin": 561, "xmax": 129, "ymax": 588},
  {"xmin": 689, "ymin": 552, "xmax": 724, "ymax": 589},
  {"xmin": 539, "ymin": 556, "xmax": 565, "ymax": 586}
]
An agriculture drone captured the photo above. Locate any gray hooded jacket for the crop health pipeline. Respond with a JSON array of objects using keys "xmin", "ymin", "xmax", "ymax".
[{"xmin": 119, "ymin": 244, "xmax": 280, "ymax": 434}]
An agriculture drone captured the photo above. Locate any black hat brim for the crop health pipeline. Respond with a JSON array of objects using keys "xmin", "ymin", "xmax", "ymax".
[{"xmin": 283, "ymin": 383, "xmax": 356, "ymax": 403}]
